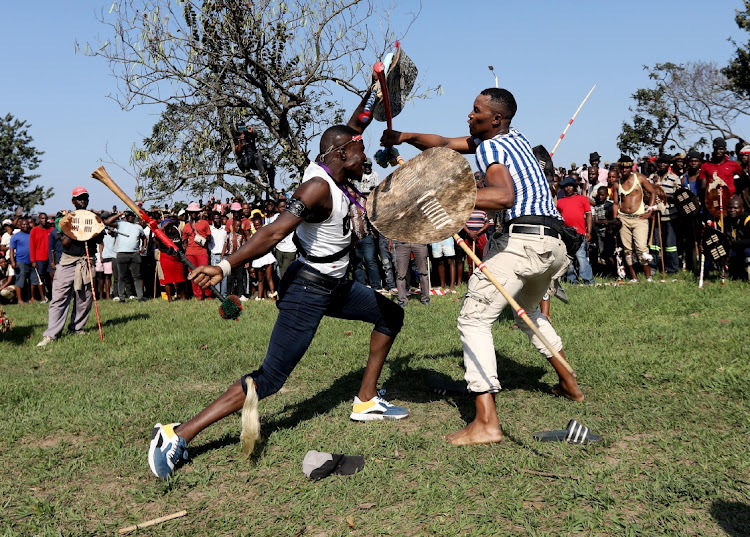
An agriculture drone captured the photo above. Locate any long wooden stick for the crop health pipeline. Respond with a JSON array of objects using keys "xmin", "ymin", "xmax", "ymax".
[
  {"xmin": 656, "ymin": 212, "xmax": 665, "ymax": 279},
  {"xmin": 84, "ymin": 243, "xmax": 104, "ymax": 341},
  {"xmin": 118, "ymin": 510, "xmax": 187, "ymax": 534},
  {"xmin": 549, "ymin": 85, "xmax": 596, "ymax": 157},
  {"xmin": 453, "ymin": 235, "xmax": 575, "ymax": 376}
]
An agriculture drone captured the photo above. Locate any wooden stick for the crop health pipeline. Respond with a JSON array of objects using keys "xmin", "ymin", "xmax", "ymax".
[
  {"xmin": 84, "ymin": 242, "xmax": 104, "ymax": 341},
  {"xmin": 656, "ymin": 212, "xmax": 665, "ymax": 279},
  {"xmin": 453, "ymin": 235, "xmax": 575, "ymax": 376},
  {"xmin": 549, "ymin": 85, "xmax": 596, "ymax": 157},
  {"xmin": 118, "ymin": 510, "xmax": 187, "ymax": 534},
  {"xmin": 519, "ymin": 468, "xmax": 581, "ymax": 480}
]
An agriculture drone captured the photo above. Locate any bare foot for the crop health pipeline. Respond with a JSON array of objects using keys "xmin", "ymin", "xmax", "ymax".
[
  {"xmin": 551, "ymin": 382, "xmax": 584, "ymax": 402},
  {"xmin": 446, "ymin": 420, "xmax": 503, "ymax": 445}
]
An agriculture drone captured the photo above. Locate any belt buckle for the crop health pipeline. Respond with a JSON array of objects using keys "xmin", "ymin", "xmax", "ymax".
[{"xmin": 512, "ymin": 224, "xmax": 544, "ymax": 236}]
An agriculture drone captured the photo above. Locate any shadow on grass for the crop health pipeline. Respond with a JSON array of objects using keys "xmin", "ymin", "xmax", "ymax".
[
  {"xmin": 101, "ymin": 312, "xmax": 151, "ymax": 328},
  {"xmin": 3, "ymin": 323, "xmax": 46, "ymax": 346},
  {"xmin": 188, "ymin": 431, "xmax": 240, "ymax": 460},
  {"xmin": 189, "ymin": 369, "xmax": 371, "ymax": 460},
  {"xmin": 188, "ymin": 350, "xmax": 552, "ymax": 461},
  {"xmin": 383, "ymin": 352, "xmax": 550, "ymax": 403},
  {"xmin": 3, "ymin": 313, "xmax": 150, "ymax": 346},
  {"xmin": 711, "ymin": 500, "xmax": 750, "ymax": 536}
]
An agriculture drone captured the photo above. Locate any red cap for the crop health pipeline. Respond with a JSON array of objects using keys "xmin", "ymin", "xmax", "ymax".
[{"xmin": 72, "ymin": 187, "xmax": 88, "ymax": 197}]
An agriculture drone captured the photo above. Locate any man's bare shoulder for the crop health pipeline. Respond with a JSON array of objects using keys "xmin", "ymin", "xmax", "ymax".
[{"xmin": 295, "ymin": 176, "xmax": 331, "ymax": 201}]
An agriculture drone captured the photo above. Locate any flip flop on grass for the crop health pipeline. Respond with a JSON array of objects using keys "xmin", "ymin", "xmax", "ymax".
[{"xmin": 533, "ymin": 419, "xmax": 602, "ymax": 444}]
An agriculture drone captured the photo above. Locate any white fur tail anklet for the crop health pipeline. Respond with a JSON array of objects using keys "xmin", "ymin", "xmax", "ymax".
[{"xmin": 240, "ymin": 379, "xmax": 260, "ymax": 458}]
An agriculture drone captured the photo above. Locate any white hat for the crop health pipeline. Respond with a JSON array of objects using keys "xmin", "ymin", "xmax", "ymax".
[{"xmin": 2, "ymin": 219, "xmax": 12, "ymax": 226}]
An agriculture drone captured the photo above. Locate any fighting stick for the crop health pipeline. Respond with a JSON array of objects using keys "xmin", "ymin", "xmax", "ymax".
[
  {"xmin": 549, "ymin": 85, "xmax": 596, "ymax": 157},
  {"xmin": 373, "ymin": 61, "xmax": 393, "ymax": 131},
  {"xmin": 91, "ymin": 166, "xmax": 225, "ymax": 300},
  {"xmin": 656, "ymin": 212, "xmax": 665, "ymax": 279},
  {"xmin": 84, "ymin": 242, "xmax": 104, "ymax": 341},
  {"xmin": 454, "ymin": 235, "xmax": 576, "ymax": 376}
]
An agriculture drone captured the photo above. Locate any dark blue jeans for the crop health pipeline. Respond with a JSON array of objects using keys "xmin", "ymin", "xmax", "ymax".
[
  {"xmin": 244, "ymin": 261, "xmax": 404, "ymax": 400},
  {"xmin": 352, "ymin": 235, "xmax": 382, "ymax": 289}
]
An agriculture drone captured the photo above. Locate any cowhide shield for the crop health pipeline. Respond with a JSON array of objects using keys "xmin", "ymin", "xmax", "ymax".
[
  {"xmin": 59, "ymin": 210, "xmax": 105, "ymax": 241},
  {"xmin": 701, "ymin": 227, "xmax": 731, "ymax": 264},
  {"xmin": 373, "ymin": 46, "xmax": 418, "ymax": 122},
  {"xmin": 705, "ymin": 177, "xmax": 731, "ymax": 221},
  {"xmin": 367, "ymin": 147, "xmax": 476, "ymax": 244},
  {"xmin": 674, "ymin": 187, "xmax": 700, "ymax": 218}
]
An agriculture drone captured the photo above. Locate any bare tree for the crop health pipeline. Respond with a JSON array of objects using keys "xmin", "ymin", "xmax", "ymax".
[
  {"xmin": 78, "ymin": 0, "xmax": 425, "ymax": 202},
  {"xmin": 620, "ymin": 61, "xmax": 750, "ymax": 156}
]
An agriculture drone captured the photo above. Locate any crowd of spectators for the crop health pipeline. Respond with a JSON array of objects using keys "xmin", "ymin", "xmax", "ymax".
[{"xmin": 2, "ymin": 140, "xmax": 750, "ymax": 308}]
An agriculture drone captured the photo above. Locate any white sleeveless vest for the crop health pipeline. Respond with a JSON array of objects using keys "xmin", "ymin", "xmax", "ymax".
[{"xmin": 296, "ymin": 162, "xmax": 352, "ymax": 278}]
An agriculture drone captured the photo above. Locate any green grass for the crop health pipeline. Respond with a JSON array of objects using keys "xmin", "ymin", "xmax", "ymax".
[{"xmin": 1, "ymin": 273, "xmax": 749, "ymax": 536}]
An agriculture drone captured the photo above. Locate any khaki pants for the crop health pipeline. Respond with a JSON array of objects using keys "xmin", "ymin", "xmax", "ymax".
[
  {"xmin": 43, "ymin": 262, "xmax": 93, "ymax": 339},
  {"xmin": 458, "ymin": 232, "xmax": 569, "ymax": 394},
  {"xmin": 618, "ymin": 215, "xmax": 650, "ymax": 265}
]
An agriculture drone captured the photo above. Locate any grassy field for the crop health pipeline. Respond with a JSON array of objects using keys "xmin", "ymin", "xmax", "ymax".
[{"xmin": 1, "ymin": 273, "xmax": 749, "ymax": 536}]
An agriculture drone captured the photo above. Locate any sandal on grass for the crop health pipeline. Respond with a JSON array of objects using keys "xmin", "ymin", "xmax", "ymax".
[{"xmin": 533, "ymin": 419, "xmax": 602, "ymax": 444}]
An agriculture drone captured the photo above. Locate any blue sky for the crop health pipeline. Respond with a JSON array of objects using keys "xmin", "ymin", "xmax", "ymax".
[{"xmin": 2, "ymin": 0, "xmax": 749, "ymax": 213}]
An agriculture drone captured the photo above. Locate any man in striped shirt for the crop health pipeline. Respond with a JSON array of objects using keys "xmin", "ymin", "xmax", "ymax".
[{"xmin": 381, "ymin": 88, "xmax": 583, "ymax": 445}]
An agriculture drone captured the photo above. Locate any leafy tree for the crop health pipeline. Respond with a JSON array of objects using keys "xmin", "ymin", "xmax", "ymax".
[
  {"xmin": 0, "ymin": 114, "xmax": 50, "ymax": 214},
  {"xmin": 79, "ymin": 0, "xmax": 426, "ymax": 202},
  {"xmin": 724, "ymin": 0, "xmax": 750, "ymax": 98},
  {"xmin": 617, "ymin": 78, "xmax": 681, "ymax": 156}
]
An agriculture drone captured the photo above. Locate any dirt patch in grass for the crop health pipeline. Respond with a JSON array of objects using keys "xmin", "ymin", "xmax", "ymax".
[{"xmin": 22, "ymin": 431, "xmax": 96, "ymax": 449}]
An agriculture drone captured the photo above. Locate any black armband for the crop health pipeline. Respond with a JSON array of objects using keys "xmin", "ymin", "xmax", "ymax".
[{"xmin": 285, "ymin": 198, "xmax": 310, "ymax": 220}]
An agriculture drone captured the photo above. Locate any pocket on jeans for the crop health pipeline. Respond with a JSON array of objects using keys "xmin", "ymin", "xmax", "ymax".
[
  {"xmin": 301, "ymin": 281, "xmax": 334, "ymax": 296},
  {"xmin": 514, "ymin": 246, "xmax": 554, "ymax": 278}
]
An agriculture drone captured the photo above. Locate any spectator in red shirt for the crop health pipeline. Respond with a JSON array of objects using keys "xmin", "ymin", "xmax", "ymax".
[
  {"xmin": 557, "ymin": 177, "xmax": 595, "ymax": 285},
  {"xmin": 183, "ymin": 202, "xmax": 212, "ymax": 300},
  {"xmin": 700, "ymin": 137, "xmax": 743, "ymax": 196},
  {"xmin": 29, "ymin": 212, "xmax": 53, "ymax": 301}
]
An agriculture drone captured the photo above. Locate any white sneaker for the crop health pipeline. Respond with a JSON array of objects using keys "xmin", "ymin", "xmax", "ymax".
[
  {"xmin": 351, "ymin": 392, "xmax": 409, "ymax": 421},
  {"xmin": 239, "ymin": 295, "xmax": 249, "ymax": 302},
  {"xmin": 113, "ymin": 297, "xmax": 121, "ymax": 302},
  {"xmin": 37, "ymin": 336, "xmax": 54, "ymax": 347}
]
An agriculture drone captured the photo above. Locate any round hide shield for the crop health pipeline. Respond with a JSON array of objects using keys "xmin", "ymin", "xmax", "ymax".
[
  {"xmin": 674, "ymin": 187, "xmax": 700, "ymax": 218},
  {"xmin": 705, "ymin": 183, "xmax": 731, "ymax": 221},
  {"xmin": 59, "ymin": 210, "xmax": 105, "ymax": 241},
  {"xmin": 367, "ymin": 147, "xmax": 476, "ymax": 244},
  {"xmin": 701, "ymin": 227, "xmax": 731, "ymax": 264}
]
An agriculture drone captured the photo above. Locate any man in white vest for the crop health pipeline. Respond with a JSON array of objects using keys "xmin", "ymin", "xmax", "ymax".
[{"xmin": 148, "ymin": 89, "xmax": 408, "ymax": 479}]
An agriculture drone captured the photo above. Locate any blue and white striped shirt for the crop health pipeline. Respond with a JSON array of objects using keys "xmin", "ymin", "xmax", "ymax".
[{"xmin": 475, "ymin": 128, "xmax": 561, "ymax": 223}]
